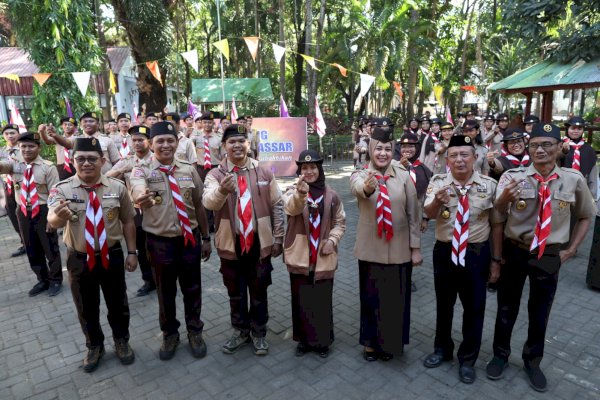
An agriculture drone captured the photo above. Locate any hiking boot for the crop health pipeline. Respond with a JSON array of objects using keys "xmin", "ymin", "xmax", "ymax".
[
  {"xmin": 159, "ymin": 334, "xmax": 180, "ymax": 360},
  {"xmin": 486, "ymin": 357, "xmax": 508, "ymax": 380},
  {"xmin": 83, "ymin": 345, "xmax": 105, "ymax": 373},
  {"xmin": 114, "ymin": 338, "xmax": 135, "ymax": 365},
  {"xmin": 252, "ymin": 336, "xmax": 269, "ymax": 356},
  {"xmin": 222, "ymin": 330, "xmax": 250, "ymax": 354},
  {"xmin": 187, "ymin": 332, "xmax": 207, "ymax": 359}
]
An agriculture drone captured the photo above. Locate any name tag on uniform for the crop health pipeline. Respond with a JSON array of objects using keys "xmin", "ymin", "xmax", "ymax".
[
  {"xmin": 177, "ymin": 177, "xmax": 193, "ymax": 181},
  {"xmin": 258, "ymin": 180, "xmax": 269, "ymax": 186},
  {"xmin": 148, "ymin": 178, "xmax": 164, "ymax": 183},
  {"xmin": 102, "ymin": 193, "xmax": 119, "ymax": 199},
  {"xmin": 476, "ymin": 183, "xmax": 487, "ymax": 193},
  {"xmin": 65, "ymin": 198, "xmax": 85, "ymax": 203}
]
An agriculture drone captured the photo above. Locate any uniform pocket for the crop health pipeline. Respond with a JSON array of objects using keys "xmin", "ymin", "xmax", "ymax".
[{"xmin": 552, "ymin": 191, "xmax": 575, "ymax": 215}]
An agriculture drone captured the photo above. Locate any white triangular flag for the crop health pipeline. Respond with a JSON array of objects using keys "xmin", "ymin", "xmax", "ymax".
[
  {"xmin": 359, "ymin": 74, "xmax": 376, "ymax": 98},
  {"xmin": 181, "ymin": 49, "xmax": 199, "ymax": 73},
  {"xmin": 272, "ymin": 43, "xmax": 286, "ymax": 64},
  {"xmin": 315, "ymin": 97, "xmax": 327, "ymax": 138},
  {"xmin": 72, "ymin": 71, "xmax": 91, "ymax": 96}
]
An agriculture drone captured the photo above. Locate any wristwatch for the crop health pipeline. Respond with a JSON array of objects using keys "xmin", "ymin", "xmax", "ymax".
[
  {"xmin": 128, "ymin": 250, "xmax": 138, "ymax": 256},
  {"xmin": 491, "ymin": 256, "xmax": 502, "ymax": 263}
]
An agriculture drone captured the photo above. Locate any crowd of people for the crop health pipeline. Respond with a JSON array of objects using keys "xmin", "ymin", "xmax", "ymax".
[{"xmin": 0, "ymin": 108, "xmax": 597, "ymax": 393}]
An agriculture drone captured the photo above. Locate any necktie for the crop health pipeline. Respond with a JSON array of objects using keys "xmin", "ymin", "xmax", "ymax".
[
  {"xmin": 375, "ymin": 174, "xmax": 393, "ymax": 241},
  {"xmin": 451, "ymin": 184, "xmax": 471, "ymax": 267},
  {"xmin": 120, "ymin": 136, "xmax": 130, "ymax": 158},
  {"xmin": 83, "ymin": 184, "xmax": 109, "ymax": 271},
  {"xmin": 506, "ymin": 154, "xmax": 529, "ymax": 167},
  {"xmin": 63, "ymin": 147, "xmax": 72, "ymax": 173},
  {"xmin": 307, "ymin": 193, "xmax": 323, "ymax": 265},
  {"xmin": 530, "ymin": 173, "xmax": 559, "ymax": 258},
  {"xmin": 569, "ymin": 140, "xmax": 583, "ymax": 171},
  {"xmin": 408, "ymin": 160, "xmax": 421, "ymax": 185},
  {"xmin": 203, "ymin": 136, "xmax": 212, "ymax": 170},
  {"xmin": 158, "ymin": 165, "xmax": 196, "ymax": 247},
  {"xmin": 233, "ymin": 166, "xmax": 254, "ymax": 253},
  {"xmin": 21, "ymin": 164, "xmax": 40, "ymax": 218}
]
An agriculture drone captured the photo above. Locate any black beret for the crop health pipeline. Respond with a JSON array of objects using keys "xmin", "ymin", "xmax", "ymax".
[
  {"xmin": 220, "ymin": 115, "xmax": 230, "ymax": 122},
  {"xmin": 448, "ymin": 135, "xmax": 474, "ymax": 148},
  {"xmin": 80, "ymin": 111, "xmax": 99, "ymax": 121},
  {"xmin": 17, "ymin": 132, "xmax": 41, "ymax": 145},
  {"xmin": 149, "ymin": 121, "xmax": 178, "ymax": 139},
  {"xmin": 117, "ymin": 113, "xmax": 131, "ymax": 121},
  {"xmin": 163, "ymin": 112, "xmax": 180, "ymax": 123},
  {"xmin": 145, "ymin": 111, "xmax": 160, "ymax": 118},
  {"xmin": 462, "ymin": 120, "xmax": 480, "ymax": 130},
  {"xmin": 2, "ymin": 123, "xmax": 20, "ymax": 133},
  {"xmin": 235, "ymin": 116, "xmax": 246, "ymax": 122},
  {"xmin": 198, "ymin": 111, "xmax": 214, "ymax": 121},
  {"xmin": 60, "ymin": 117, "xmax": 77, "ymax": 125},
  {"xmin": 128, "ymin": 125, "xmax": 149, "ymax": 137},
  {"xmin": 530, "ymin": 123, "xmax": 561, "ymax": 141},
  {"xmin": 420, "ymin": 116, "xmax": 431, "ymax": 123},
  {"xmin": 374, "ymin": 117, "xmax": 394, "ymax": 127},
  {"xmin": 73, "ymin": 137, "xmax": 103, "ymax": 156},
  {"xmin": 399, "ymin": 132, "xmax": 419, "ymax": 144},
  {"xmin": 483, "ymin": 114, "xmax": 495, "ymax": 121},
  {"xmin": 457, "ymin": 112, "xmax": 465, "ymax": 118},
  {"xmin": 440, "ymin": 121, "xmax": 454, "ymax": 130},
  {"xmin": 564, "ymin": 116, "xmax": 585, "ymax": 127},
  {"xmin": 523, "ymin": 115, "xmax": 540, "ymax": 124},
  {"xmin": 222, "ymin": 124, "xmax": 248, "ymax": 142},
  {"xmin": 466, "ymin": 110, "xmax": 475, "ymax": 116},
  {"xmin": 501, "ymin": 128, "xmax": 526, "ymax": 141},
  {"xmin": 180, "ymin": 112, "xmax": 191, "ymax": 120},
  {"xmin": 408, "ymin": 117, "xmax": 420, "ymax": 124},
  {"xmin": 371, "ymin": 127, "xmax": 393, "ymax": 143},
  {"xmin": 245, "ymin": 115, "xmax": 253, "ymax": 119},
  {"xmin": 358, "ymin": 116, "xmax": 369, "ymax": 126},
  {"xmin": 430, "ymin": 117, "xmax": 442, "ymax": 125},
  {"xmin": 107, "ymin": 119, "xmax": 116, "ymax": 123},
  {"xmin": 495, "ymin": 113, "xmax": 509, "ymax": 122},
  {"xmin": 295, "ymin": 149, "xmax": 323, "ymax": 165}
]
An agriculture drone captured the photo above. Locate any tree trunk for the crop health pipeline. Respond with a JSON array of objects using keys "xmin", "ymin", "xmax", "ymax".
[
  {"xmin": 458, "ymin": 0, "xmax": 476, "ymax": 111},
  {"xmin": 417, "ymin": 89, "xmax": 426, "ymax": 116},
  {"xmin": 293, "ymin": 31, "xmax": 305, "ymax": 108},
  {"xmin": 406, "ymin": 10, "xmax": 419, "ymax": 118},
  {"xmin": 310, "ymin": 0, "xmax": 326, "ymax": 115},
  {"xmin": 305, "ymin": 0, "xmax": 314, "ymax": 117}
]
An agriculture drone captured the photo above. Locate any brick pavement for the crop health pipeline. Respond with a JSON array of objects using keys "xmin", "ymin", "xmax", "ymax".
[{"xmin": 0, "ymin": 161, "xmax": 599, "ymax": 399}]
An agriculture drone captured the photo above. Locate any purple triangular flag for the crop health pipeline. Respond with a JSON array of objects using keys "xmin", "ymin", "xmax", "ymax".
[
  {"xmin": 64, "ymin": 96, "xmax": 73, "ymax": 118},
  {"xmin": 188, "ymin": 99, "xmax": 199, "ymax": 117},
  {"xmin": 280, "ymin": 95, "xmax": 289, "ymax": 118}
]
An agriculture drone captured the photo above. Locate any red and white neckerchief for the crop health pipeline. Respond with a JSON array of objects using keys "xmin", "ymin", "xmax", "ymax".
[
  {"xmin": 451, "ymin": 184, "xmax": 471, "ymax": 267},
  {"xmin": 120, "ymin": 136, "xmax": 130, "ymax": 159},
  {"xmin": 506, "ymin": 154, "xmax": 529, "ymax": 167},
  {"xmin": 307, "ymin": 193, "xmax": 323, "ymax": 265},
  {"xmin": 408, "ymin": 160, "xmax": 422, "ymax": 185},
  {"xmin": 375, "ymin": 174, "xmax": 393, "ymax": 241},
  {"xmin": 530, "ymin": 173, "xmax": 559, "ymax": 259},
  {"xmin": 158, "ymin": 165, "xmax": 196, "ymax": 247},
  {"xmin": 233, "ymin": 166, "xmax": 254, "ymax": 253},
  {"xmin": 83, "ymin": 183, "xmax": 109, "ymax": 271},
  {"xmin": 568, "ymin": 140, "xmax": 584, "ymax": 171},
  {"xmin": 20, "ymin": 164, "xmax": 40, "ymax": 218},
  {"xmin": 63, "ymin": 147, "xmax": 72, "ymax": 173},
  {"xmin": 5, "ymin": 148, "xmax": 16, "ymax": 195},
  {"xmin": 203, "ymin": 135, "xmax": 212, "ymax": 170}
]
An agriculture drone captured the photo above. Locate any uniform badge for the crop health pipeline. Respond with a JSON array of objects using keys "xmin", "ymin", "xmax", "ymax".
[
  {"xmin": 154, "ymin": 195, "xmax": 163, "ymax": 205},
  {"xmin": 14, "ymin": 183, "xmax": 20, "ymax": 190},
  {"xmin": 516, "ymin": 200, "xmax": 527, "ymax": 210},
  {"xmin": 427, "ymin": 186, "xmax": 433, "ymax": 194},
  {"xmin": 304, "ymin": 155, "xmax": 312, "ymax": 162},
  {"xmin": 464, "ymin": 136, "xmax": 471, "ymax": 143},
  {"xmin": 70, "ymin": 214, "xmax": 79, "ymax": 223},
  {"xmin": 184, "ymin": 191, "xmax": 191, "ymax": 200},
  {"xmin": 559, "ymin": 200, "xmax": 568, "ymax": 209},
  {"xmin": 478, "ymin": 194, "xmax": 486, "ymax": 198},
  {"xmin": 92, "ymin": 138, "xmax": 97, "ymax": 146},
  {"xmin": 106, "ymin": 209, "xmax": 116, "ymax": 221},
  {"xmin": 543, "ymin": 124, "xmax": 552, "ymax": 132},
  {"xmin": 441, "ymin": 209, "xmax": 451, "ymax": 219}
]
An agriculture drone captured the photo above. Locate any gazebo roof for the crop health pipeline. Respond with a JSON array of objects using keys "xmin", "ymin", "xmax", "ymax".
[{"xmin": 191, "ymin": 78, "xmax": 274, "ymax": 103}]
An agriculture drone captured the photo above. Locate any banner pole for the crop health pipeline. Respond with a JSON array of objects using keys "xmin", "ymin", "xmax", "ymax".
[{"xmin": 216, "ymin": 0, "xmax": 226, "ymax": 112}]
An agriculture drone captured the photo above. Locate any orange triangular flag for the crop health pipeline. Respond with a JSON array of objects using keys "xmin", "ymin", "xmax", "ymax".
[
  {"xmin": 332, "ymin": 63, "xmax": 347, "ymax": 77},
  {"xmin": 32, "ymin": 73, "xmax": 52, "ymax": 86},
  {"xmin": 146, "ymin": 61, "xmax": 163, "ymax": 86},
  {"xmin": 243, "ymin": 37, "xmax": 260, "ymax": 62},
  {"xmin": 393, "ymin": 81, "xmax": 403, "ymax": 99}
]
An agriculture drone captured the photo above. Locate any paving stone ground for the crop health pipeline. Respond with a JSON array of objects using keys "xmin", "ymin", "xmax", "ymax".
[{"xmin": 1, "ymin": 161, "xmax": 599, "ymax": 399}]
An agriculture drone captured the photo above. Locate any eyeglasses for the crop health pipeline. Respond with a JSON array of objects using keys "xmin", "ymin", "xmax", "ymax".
[
  {"xmin": 528, "ymin": 142, "xmax": 557, "ymax": 150},
  {"xmin": 74, "ymin": 156, "xmax": 100, "ymax": 164}
]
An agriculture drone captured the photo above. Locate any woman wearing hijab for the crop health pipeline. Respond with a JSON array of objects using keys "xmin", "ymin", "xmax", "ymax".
[
  {"xmin": 283, "ymin": 149, "xmax": 346, "ymax": 358},
  {"xmin": 350, "ymin": 127, "xmax": 423, "ymax": 362}
]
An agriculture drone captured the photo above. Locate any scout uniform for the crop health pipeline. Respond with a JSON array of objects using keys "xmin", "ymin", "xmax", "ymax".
[
  {"xmin": 523, "ymin": 114, "xmax": 540, "ymax": 138},
  {"xmin": 245, "ymin": 116, "xmax": 260, "ymax": 159},
  {"xmin": 0, "ymin": 132, "xmax": 62, "ymax": 296},
  {"xmin": 194, "ymin": 112, "xmax": 223, "ymax": 181},
  {"xmin": 130, "ymin": 121, "xmax": 209, "ymax": 360},
  {"xmin": 56, "ymin": 117, "xmax": 78, "ymax": 181},
  {"xmin": 560, "ymin": 116, "xmax": 598, "ymax": 196},
  {"xmin": 71, "ymin": 112, "xmax": 121, "ymax": 174},
  {"xmin": 163, "ymin": 112, "xmax": 198, "ymax": 165},
  {"xmin": 433, "ymin": 121, "xmax": 454, "ymax": 175},
  {"xmin": 109, "ymin": 113, "xmax": 134, "ymax": 159},
  {"xmin": 487, "ymin": 123, "xmax": 596, "ymax": 389},
  {"xmin": 423, "ymin": 135, "xmax": 501, "ymax": 380},
  {"xmin": 417, "ymin": 116, "xmax": 441, "ymax": 171},
  {"xmin": 481, "ymin": 114, "xmax": 501, "ymax": 153},
  {"xmin": 1, "ymin": 124, "xmax": 25, "ymax": 255},
  {"xmin": 462, "ymin": 120, "xmax": 490, "ymax": 176},
  {"xmin": 488, "ymin": 128, "xmax": 530, "ymax": 181}
]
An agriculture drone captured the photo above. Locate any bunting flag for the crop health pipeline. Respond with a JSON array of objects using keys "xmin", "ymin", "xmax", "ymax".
[
  {"xmin": 314, "ymin": 97, "xmax": 327, "ymax": 138},
  {"xmin": 1, "ymin": 74, "xmax": 20, "ymax": 84},
  {"xmin": 109, "ymin": 70, "xmax": 117, "ymax": 94},
  {"xmin": 146, "ymin": 61, "xmax": 163, "ymax": 86},
  {"xmin": 32, "ymin": 73, "xmax": 52, "ymax": 86},
  {"xmin": 71, "ymin": 71, "xmax": 91, "ymax": 96},
  {"xmin": 301, "ymin": 54, "xmax": 320, "ymax": 71},
  {"xmin": 9, "ymin": 103, "xmax": 27, "ymax": 133},
  {"xmin": 359, "ymin": 74, "xmax": 376, "ymax": 98},
  {"xmin": 187, "ymin": 99, "xmax": 199, "ymax": 117},
  {"xmin": 433, "ymin": 85, "xmax": 443, "ymax": 103},
  {"xmin": 64, "ymin": 96, "xmax": 73, "ymax": 118},
  {"xmin": 461, "ymin": 85, "xmax": 477, "ymax": 94},
  {"xmin": 272, "ymin": 43, "xmax": 286, "ymax": 64},
  {"xmin": 392, "ymin": 81, "xmax": 403, "ymax": 99},
  {"xmin": 243, "ymin": 37, "xmax": 260, "ymax": 62},
  {"xmin": 231, "ymin": 97, "xmax": 239, "ymax": 121},
  {"xmin": 446, "ymin": 108, "xmax": 454, "ymax": 125},
  {"xmin": 213, "ymin": 39, "xmax": 230, "ymax": 62},
  {"xmin": 180, "ymin": 49, "xmax": 199, "ymax": 73},
  {"xmin": 280, "ymin": 95, "xmax": 289, "ymax": 118},
  {"xmin": 332, "ymin": 63, "xmax": 347, "ymax": 77}
]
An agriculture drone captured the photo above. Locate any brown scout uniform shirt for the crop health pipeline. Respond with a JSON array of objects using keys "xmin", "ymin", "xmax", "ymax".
[
  {"xmin": 193, "ymin": 132, "xmax": 223, "ymax": 165},
  {"xmin": 129, "ymin": 158, "xmax": 204, "ymax": 237},
  {"xmin": 175, "ymin": 136, "xmax": 198, "ymax": 164},
  {"xmin": 67, "ymin": 133, "xmax": 121, "ymax": 173},
  {"xmin": 496, "ymin": 164, "xmax": 597, "ymax": 246},
  {"xmin": 109, "ymin": 133, "xmax": 134, "ymax": 157},
  {"xmin": 48, "ymin": 175, "xmax": 135, "ymax": 253},
  {"xmin": 424, "ymin": 171, "xmax": 501, "ymax": 243},
  {"xmin": 0, "ymin": 155, "xmax": 59, "ymax": 207},
  {"xmin": 110, "ymin": 151, "xmax": 153, "ymax": 185},
  {"xmin": 1, "ymin": 145, "xmax": 21, "ymax": 186}
]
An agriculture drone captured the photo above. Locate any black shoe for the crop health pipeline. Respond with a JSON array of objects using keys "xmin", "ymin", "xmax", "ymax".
[
  {"xmin": 114, "ymin": 339, "xmax": 135, "ymax": 365},
  {"xmin": 136, "ymin": 281, "xmax": 156, "ymax": 297},
  {"xmin": 28, "ymin": 281, "xmax": 49, "ymax": 297},
  {"xmin": 159, "ymin": 334, "xmax": 180, "ymax": 360},
  {"xmin": 459, "ymin": 365, "xmax": 476, "ymax": 384},
  {"xmin": 378, "ymin": 351, "xmax": 393, "ymax": 361},
  {"xmin": 11, "ymin": 246, "xmax": 26, "ymax": 257},
  {"xmin": 83, "ymin": 345, "xmax": 105, "ymax": 373},
  {"xmin": 423, "ymin": 352, "xmax": 452, "ymax": 368},
  {"xmin": 317, "ymin": 346, "xmax": 329, "ymax": 359},
  {"xmin": 411, "ymin": 282, "xmax": 417, "ymax": 292},
  {"xmin": 48, "ymin": 282, "xmax": 62, "ymax": 297},
  {"xmin": 295, "ymin": 343, "xmax": 309, "ymax": 357},
  {"xmin": 486, "ymin": 357, "xmax": 508, "ymax": 380},
  {"xmin": 188, "ymin": 332, "xmax": 207, "ymax": 359},
  {"xmin": 524, "ymin": 364, "xmax": 548, "ymax": 392},
  {"xmin": 363, "ymin": 349, "xmax": 378, "ymax": 362}
]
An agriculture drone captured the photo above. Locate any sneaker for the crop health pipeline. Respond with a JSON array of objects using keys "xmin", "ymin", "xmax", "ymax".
[
  {"xmin": 114, "ymin": 339, "xmax": 135, "ymax": 365},
  {"xmin": 83, "ymin": 345, "xmax": 105, "ymax": 373},
  {"xmin": 48, "ymin": 282, "xmax": 62, "ymax": 297},
  {"xmin": 222, "ymin": 330, "xmax": 251, "ymax": 354},
  {"xmin": 136, "ymin": 281, "xmax": 156, "ymax": 297},
  {"xmin": 187, "ymin": 332, "xmax": 207, "ymax": 359},
  {"xmin": 11, "ymin": 246, "xmax": 26, "ymax": 258},
  {"xmin": 252, "ymin": 336, "xmax": 269, "ymax": 356},
  {"xmin": 159, "ymin": 334, "xmax": 180, "ymax": 360},
  {"xmin": 524, "ymin": 364, "xmax": 548, "ymax": 392},
  {"xmin": 486, "ymin": 357, "xmax": 508, "ymax": 380},
  {"xmin": 28, "ymin": 281, "xmax": 49, "ymax": 297}
]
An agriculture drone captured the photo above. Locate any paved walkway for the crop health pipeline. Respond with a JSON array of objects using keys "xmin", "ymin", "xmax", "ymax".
[{"xmin": 1, "ymin": 162, "xmax": 599, "ymax": 400}]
